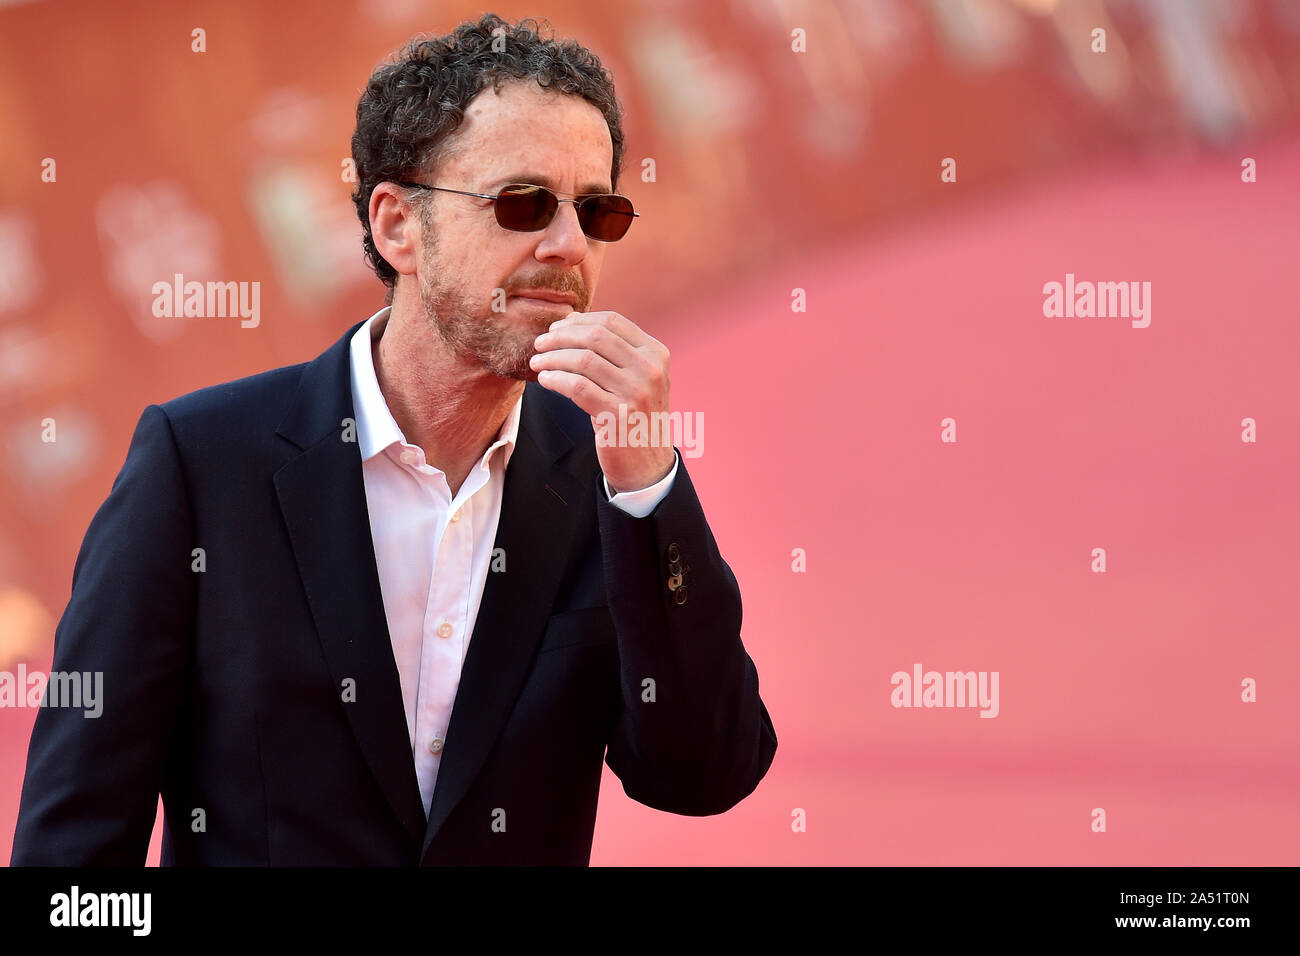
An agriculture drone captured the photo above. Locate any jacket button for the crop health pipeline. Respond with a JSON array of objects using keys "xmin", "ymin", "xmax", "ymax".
[
  {"xmin": 668, "ymin": 573, "xmax": 683, "ymax": 591},
  {"xmin": 673, "ymin": 586, "xmax": 688, "ymax": 605},
  {"xmin": 666, "ymin": 543, "xmax": 680, "ymax": 563},
  {"xmin": 668, "ymin": 560, "xmax": 682, "ymax": 575}
]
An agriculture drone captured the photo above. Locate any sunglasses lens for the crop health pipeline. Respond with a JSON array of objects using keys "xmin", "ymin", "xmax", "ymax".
[
  {"xmin": 579, "ymin": 195, "xmax": 635, "ymax": 241},
  {"xmin": 495, "ymin": 184, "xmax": 557, "ymax": 231},
  {"xmin": 493, "ymin": 185, "xmax": 635, "ymax": 241}
]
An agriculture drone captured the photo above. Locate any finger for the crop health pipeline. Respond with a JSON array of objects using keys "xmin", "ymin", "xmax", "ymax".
[
  {"xmin": 534, "ymin": 369, "xmax": 617, "ymax": 417},
  {"xmin": 550, "ymin": 312, "xmax": 671, "ymax": 386},
  {"xmin": 548, "ymin": 310, "xmax": 656, "ymax": 350},
  {"xmin": 528, "ymin": 347, "xmax": 622, "ymax": 392},
  {"xmin": 534, "ymin": 323, "xmax": 637, "ymax": 370}
]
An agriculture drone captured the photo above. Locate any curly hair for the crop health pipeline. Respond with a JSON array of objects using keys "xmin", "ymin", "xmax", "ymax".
[{"xmin": 350, "ymin": 13, "xmax": 627, "ymax": 299}]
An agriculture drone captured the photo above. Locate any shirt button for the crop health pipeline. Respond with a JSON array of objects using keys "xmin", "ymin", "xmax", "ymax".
[
  {"xmin": 437, "ymin": 621, "xmax": 453, "ymax": 639},
  {"xmin": 450, "ymin": 509, "xmax": 461, "ymax": 523},
  {"xmin": 400, "ymin": 449, "xmax": 417, "ymax": 465},
  {"xmin": 428, "ymin": 735, "xmax": 444, "ymax": 755}
]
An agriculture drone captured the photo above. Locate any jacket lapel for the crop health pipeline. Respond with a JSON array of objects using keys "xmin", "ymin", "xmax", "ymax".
[
  {"xmin": 419, "ymin": 381, "xmax": 591, "ymax": 862},
  {"xmin": 272, "ymin": 320, "xmax": 428, "ymax": 847},
  {"xmin": 272, "ymin": 319, "xmax": 596, "ymax": 861}
]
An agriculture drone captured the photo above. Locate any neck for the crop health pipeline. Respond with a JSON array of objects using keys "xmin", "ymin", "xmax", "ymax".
[{"xmin": 372, "ymin": 300, "xmax": 523, "ymax": 496}]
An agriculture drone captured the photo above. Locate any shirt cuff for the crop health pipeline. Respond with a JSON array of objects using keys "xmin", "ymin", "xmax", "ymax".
[{"xmin": 602, "ymin": 450, "xmax": 679, "ymax": 518}]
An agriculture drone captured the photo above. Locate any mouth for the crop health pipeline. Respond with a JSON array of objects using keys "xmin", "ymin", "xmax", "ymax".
[{"xmin": 510, "ymin": 291, "xmax": 578, "ymax": 309}]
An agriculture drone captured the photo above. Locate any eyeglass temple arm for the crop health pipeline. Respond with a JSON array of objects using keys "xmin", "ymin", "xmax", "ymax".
[{"xmin": 394, "ymin": 182, "xmax": 496, "ymax": 200}]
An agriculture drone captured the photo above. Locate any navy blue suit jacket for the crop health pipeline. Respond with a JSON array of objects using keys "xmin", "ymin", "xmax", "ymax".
[{"xmin": 10, "ymin": 320, "xmax": 777, "ymax": 865}]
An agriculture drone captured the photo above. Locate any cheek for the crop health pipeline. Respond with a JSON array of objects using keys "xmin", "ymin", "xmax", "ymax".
[
  {"xmin": 445, "ymin": 246, "xmax": 506, "ymax": 303},
  {"xmin": 584, "ymin": 263, "xmax": 603, "ymax": 304}
]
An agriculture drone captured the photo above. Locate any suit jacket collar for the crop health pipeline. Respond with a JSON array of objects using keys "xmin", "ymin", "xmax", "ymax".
[{"xmin": 271, "ymin": 317, "xmax": 593, "ymax": 860}]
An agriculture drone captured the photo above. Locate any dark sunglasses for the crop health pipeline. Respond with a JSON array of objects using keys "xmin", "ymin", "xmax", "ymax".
[{"xmin": 394, "ymin": 181, "xmax": 638, "ymax": 242}]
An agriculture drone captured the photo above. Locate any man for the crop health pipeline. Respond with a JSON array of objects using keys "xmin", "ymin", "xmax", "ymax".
[{"xmin": 11, "ymin": 13, "xmax": 776, "ymax": 866}]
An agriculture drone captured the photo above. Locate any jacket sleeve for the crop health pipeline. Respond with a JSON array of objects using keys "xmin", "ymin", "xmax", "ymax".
[
  {"xmin": 10, "ymin": 403, "xmax": 197, "ymax": 865},
  {"xmin": 597, "ymin": 454, "xmax": 777, "ymax": 815}
]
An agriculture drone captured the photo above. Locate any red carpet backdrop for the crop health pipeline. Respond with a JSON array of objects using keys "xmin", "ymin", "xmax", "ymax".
[{"xmin": 1, "ymin": 0, "xmax": 1298, "ymax": 864}]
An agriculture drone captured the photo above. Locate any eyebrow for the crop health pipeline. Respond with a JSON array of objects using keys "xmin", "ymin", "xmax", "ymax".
[{"xmin": 488, "ymin": 173, "xmax": 613, "ymax": 195}]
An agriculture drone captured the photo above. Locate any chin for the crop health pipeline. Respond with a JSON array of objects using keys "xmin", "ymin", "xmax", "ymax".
[{"xmin": 488, "ymin": 353, "xmax": 537, "ymax": 383}]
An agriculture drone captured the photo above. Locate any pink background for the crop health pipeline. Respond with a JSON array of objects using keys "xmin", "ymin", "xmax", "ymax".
[{"xmin": 591, "ymin": 135, "xmax": 1300, "ymax": 864}]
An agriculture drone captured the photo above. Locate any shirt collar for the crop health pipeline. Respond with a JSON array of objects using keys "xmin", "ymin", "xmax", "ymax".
[{"xmin": 348, "ymin": 306, "xmax": 523, "ymax": 468}]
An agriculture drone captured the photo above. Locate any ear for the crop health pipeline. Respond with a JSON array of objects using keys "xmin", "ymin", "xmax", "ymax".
[{"xmin": 369, "ymin": 182, "xmax": 425, "ymax": 281}]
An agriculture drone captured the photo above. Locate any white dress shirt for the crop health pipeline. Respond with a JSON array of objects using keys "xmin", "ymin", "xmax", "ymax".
[{"xmin": 349, "ymin": 306, "xmax": 679, "ymax": 815}]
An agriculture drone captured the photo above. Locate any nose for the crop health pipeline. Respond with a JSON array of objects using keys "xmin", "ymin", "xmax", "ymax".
[{"xmin": 534, "ymin": 199, "xmax": 589, "ymax": 267}]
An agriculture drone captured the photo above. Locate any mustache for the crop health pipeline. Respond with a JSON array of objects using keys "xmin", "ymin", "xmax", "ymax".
[{"xmin": 507, "ymin": 273, "xmax": 588, "ymax": 305}]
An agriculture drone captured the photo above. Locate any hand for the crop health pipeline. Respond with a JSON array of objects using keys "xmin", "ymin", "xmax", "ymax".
[{"xmin": 531, "ymin": 311, "xmax": 675, "ymax": 494}]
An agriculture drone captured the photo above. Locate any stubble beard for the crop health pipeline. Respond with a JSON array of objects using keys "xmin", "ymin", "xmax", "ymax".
[
  {"xmin": 418, "ymin": 232, "xmax": 589, "ymax": 383},
  {"xmin": 419, "ymin": 276, "xmax": 533, "ymax": 382}
]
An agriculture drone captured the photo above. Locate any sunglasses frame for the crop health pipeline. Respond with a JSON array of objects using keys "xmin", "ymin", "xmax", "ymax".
[{"xmin": 394, "ymin": 180, "xmax": 639, "ymax": 241}]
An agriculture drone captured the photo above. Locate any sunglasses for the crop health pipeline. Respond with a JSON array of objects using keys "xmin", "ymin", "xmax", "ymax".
[{"xmin": 394, "ymin": 181, "xmax": 638, "ymax": 242}]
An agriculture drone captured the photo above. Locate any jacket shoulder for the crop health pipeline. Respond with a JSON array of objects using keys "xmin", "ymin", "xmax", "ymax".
[{"xmin": 155, "ymin": 360, "xmax": 309, "ymax": 430}]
